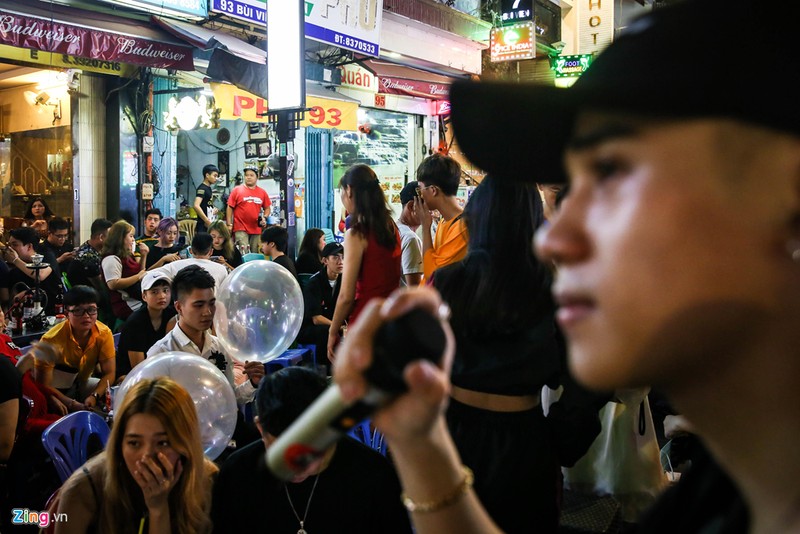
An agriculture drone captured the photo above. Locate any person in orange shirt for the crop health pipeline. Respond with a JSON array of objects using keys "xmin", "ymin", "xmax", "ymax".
[{"xmin": 413, "ymin": 154, "xmax": 468, "ymax": 280}]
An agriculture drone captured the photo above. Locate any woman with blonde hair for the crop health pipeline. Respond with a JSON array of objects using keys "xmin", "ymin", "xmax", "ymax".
[
  {"xmin": 102, "ymin": 220, "xmax": 148, "ymax": 320},
  {"xmin": 208, "ymin": 220, "xmax": 242, "ymax": 270},
  {"xmin": 54, "ymin": 377, "xmax": 218, "ymax": 533}
]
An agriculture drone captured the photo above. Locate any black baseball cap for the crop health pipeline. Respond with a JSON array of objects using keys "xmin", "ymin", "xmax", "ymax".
[
  {"xmin": 450, "ymin": 0, "xmax": 800, "ymax": 184},
  {"xmin": 399, "ymin": 181, "xmax": 418, "ymax": 207},
  {"xmin": 321, "ymin": 242, "xmax": 343, "ymax": 257}
]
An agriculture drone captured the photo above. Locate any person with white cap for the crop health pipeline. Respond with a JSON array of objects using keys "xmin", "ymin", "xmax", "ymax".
[
  {"xmin": 332, "ymin": 0, "xmax": 800, "ymax": 532},
  {"xmin": 115, "ymin": 270, "xmax": 177, "ymax": 382}
]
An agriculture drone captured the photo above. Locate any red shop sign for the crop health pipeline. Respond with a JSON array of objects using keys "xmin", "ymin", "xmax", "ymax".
[
  {"xmin": 378, "ymin": 76, "xmax": 450, "ymax": 100},
  {"xmin": 0, "ymin": 10, "xmax": 193, "ymax": 70}
]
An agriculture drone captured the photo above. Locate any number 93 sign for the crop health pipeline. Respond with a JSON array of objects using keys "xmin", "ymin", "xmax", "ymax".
[{"xmin": 211, "ymin": 82, "xmax": 358, "ymax": 131}]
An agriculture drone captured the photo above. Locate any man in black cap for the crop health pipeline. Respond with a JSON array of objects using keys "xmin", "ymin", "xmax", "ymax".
[
  {"xmin": 226, "ymin": 166, "xmax": 270, "ymax": 254},
  {"xmin": 297, "ymin": 242, "xmax": 343, "ymax": 373},
  {"xmin": 396, "ymin": 181, "xmax": 423, "ymax": 287},
  {"xmin": 331, "ymin": 0, "xmax": 800, "ymax": 532}
]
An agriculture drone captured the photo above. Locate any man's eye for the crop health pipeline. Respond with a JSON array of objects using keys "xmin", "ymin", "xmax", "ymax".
[{"xmin": 591, "ymin": 157, "xmax": 626, "ymax": 181}]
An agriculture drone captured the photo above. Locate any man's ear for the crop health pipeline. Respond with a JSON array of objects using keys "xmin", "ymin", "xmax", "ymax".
[{"xmin": 174, "ymin": 299, "xmax": 183, "ymax": 316}]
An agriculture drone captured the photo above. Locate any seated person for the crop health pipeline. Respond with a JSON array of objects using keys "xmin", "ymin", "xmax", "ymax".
[
  {"xmin": 67, "ymin": 218, "xmax": 112, "ymax": 293},
  {"xmin": 37, "ymin": 217, "xmax": 75, "ymax": 273},
  {"xmin": 53, "ymin": 377, "xmax": 217, "ymax": 533},
  {"xmin": 261, "ymin": 226, "xmax": 298, "ymax": 280},
  {"xmin": 115, "ymin": 272, "xmax": 177, "ymax": 382},
  {"xmin": 145, "ymin": 217, "xmax": 183, "ymax": 270},
  {"xmin": 297, "ymin": 242, "xmax": 343, "ymax": 372},
  {"xmin": 149, "ymin": 233, "xmax": 229, "ymax": 293},
  {"xmin": 136, "ymin": 208, "xmax": 162, "ymax": 248},
  {"xmin": 23, "ymin": 196, "xmax": 53, "ymax": 239},
  {"xmin": 147, "ymin": 265, "xmax": 262, "ymax": 405},
  {"xmin": 33, "ymin": 285, "xmax": 115, "ymax": 410},
  {"xmin": 1, "ymin": 227, "xmax": 63, "ymax": 315},
  {"xmin": 1, "ymin": 307, "xmax": 62, "ymax": 434},
  {"xmin": 211, "ymin": 367, "xmax": 412, "ymax": 533}
]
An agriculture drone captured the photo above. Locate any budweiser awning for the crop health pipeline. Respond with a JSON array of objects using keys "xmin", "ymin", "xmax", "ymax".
[
  {"xmin": 0, "ymin": 0, "xmax": 194, "ymax": 71},
  {"xmin": 360, "ymin": 59, "xmax": 456, "ymax": 100}
]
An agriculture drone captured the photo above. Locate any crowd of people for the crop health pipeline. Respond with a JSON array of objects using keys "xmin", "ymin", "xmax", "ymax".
[{"xmin": 3, "ymin": 1, "xmax": 789, "ymax": 532}]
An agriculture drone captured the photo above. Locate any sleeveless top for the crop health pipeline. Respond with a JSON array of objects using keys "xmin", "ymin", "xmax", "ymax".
[
  {"xmin": 108, "ymin": 256, "xmax": 142, "ymax": 320},
  {"xmin": 350, "ymin": 227, "xmax": 401, "ymax": 325}
]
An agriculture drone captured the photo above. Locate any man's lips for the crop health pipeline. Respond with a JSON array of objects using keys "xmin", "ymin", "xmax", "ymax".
[{"xmin": 554, "ymin": 292, "xmax": 596, "ymax": 328}]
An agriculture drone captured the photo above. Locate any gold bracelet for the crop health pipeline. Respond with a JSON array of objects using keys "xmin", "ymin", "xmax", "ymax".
[{"xmin": 401, "ymin": 465, "xmax": 474, "ymax": 513}]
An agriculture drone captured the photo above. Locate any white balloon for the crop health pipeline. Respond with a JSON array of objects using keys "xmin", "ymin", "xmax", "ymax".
[
  {"xmin": 115, "ymin": 351, "xmax": 237, "ymax": 460},
  {"xmin": 214, "ymin": 260, "xmax": 304, "ymax": 363}
]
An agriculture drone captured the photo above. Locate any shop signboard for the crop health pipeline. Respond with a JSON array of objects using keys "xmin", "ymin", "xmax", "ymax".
[
  {"xmin": 99, "ymin": 0, "xmax": 207, "ymax": 19},
  {"xmin": 339, "ymin": 63, "xmax": 379, "ymax": 93},
  {"xmin": 0, "ymin": 9, "xmax": 193, "ymax": 70},
  {"xmin": 500, "ymin": 0, "xmax": 533, "ymax": 24},
  {"xmin": 0, "ymin": 43, "xmax": 138, "ymax": 78},
  {"xmin": 553, "ymin": 54, "xmax": 593, "ymax": 78},
  {"xmin": 490, "ymin": 22, "xmax": 535, "ymax": 63},
  {"xmin": 210, "ymin": 0, "xmax": 383, "ymax": 58},
  {"xmin": 211, "ymin": 82, "xmax": 358, "ymax": 131}
]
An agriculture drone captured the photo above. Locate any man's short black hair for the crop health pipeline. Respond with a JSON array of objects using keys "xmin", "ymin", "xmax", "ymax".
[
  {"xmin": 415, "ymin": 154, "xmax": 462, "ymax": 196},
  {"xmin": 10, "ymin": 227, "xmax": 39, "ymax": 246},
  {"xmin": 191, "ymin": 232, "xmax": 214, "ymax": 255},
  {"xmin": 90, "ymin": 218, "xmax": 113, "ymax": 238},
  {"xmin": 47, "ymin": 218, "xmax": 70, "ymax": 233},
  {"xmin": 255, "ymin": 367, "xmax": 327, "ymax": 436},
  {"xmin": 261, "ymin": 226, "xmax": 288, "ymax": 253},
  {"xmin": 145, "ymin": 208, "xmax": 163, "ymax": 219},
  {"xmin": 202, "ymin": 164, "xmax": 219, "ymax": 177},
  {"xmin": 172, "ymin": 264, "xmax": 215, "ymax": 301},
  {"xmin": 64, "ymin": 285, "xmax": 99, "ymax": 308}
]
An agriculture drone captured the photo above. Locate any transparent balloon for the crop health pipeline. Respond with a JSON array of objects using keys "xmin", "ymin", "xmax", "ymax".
[
  {"xmin": 115, "ymin": 352, "xmax": 237, "ymax": 460},
  {"xmin": 214, "ymin": 260, "xmax": 303, "ymax": 363}
]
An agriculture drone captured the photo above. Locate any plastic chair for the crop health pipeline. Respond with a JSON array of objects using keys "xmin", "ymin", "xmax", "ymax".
[
  {"xmin": 242, "ymin": 253, "xmax": 265, "ymax": 262},
  {"xmin": 41, "ymin": 411, "xmax": 111, "ymax": 482},
  {"xmin": 347, "ymin": 418, "xmax": 387, "ymax": 456},
  {"xmin": 178, "ymin": 219, "xmax": 196, "ymax": 242}
]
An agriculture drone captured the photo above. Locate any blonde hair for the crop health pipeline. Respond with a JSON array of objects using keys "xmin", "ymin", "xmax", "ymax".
[
  {"xmin": 208, "ymin": 220, "xmax": 234, "ymax": 261},
  {"xmin": 102, "ymin": 220, "xmax": 135, "ymax": 259},
  {"xmin": 103, "ymin": 378, "xmax": 216, "ymax": 534}
]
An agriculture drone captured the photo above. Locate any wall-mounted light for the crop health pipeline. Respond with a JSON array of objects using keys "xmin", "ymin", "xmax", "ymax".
[{"xmin": 163, "ymin": 94, "xmax": 220, "ymax": 131}]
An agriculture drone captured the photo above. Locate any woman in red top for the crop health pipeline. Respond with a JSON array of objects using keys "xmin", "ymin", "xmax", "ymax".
[{"xmin": 327, "ymin": 164, "xmax": 401, "ymax": 363}]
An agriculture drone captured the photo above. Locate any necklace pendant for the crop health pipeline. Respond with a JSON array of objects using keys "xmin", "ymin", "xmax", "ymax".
[{"xmin": 298, "ymin": 529, "xmax": 308, "ymax": 534}]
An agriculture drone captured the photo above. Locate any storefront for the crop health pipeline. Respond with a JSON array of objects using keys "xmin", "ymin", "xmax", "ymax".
[{"xmin": 0, "ymin": 0, "xmax": 193, "ymax": 241}]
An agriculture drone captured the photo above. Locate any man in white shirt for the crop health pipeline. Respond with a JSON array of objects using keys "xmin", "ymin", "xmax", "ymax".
[
  {"xmin": 150, "ymin": 232, "xmax": 229, "ymax": 292},
  {"xmin": 147, "ymin": 264, "xmax": 264, "ymax": 404},
  {"xmin": 396, "ymin": 181, "xmax": 423, "ymax": 286}
]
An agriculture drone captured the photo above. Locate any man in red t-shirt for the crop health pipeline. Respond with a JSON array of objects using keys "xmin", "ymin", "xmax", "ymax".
[{"xmin": 226, "ymin": 166, "xmax": 270, "ymax": 253}]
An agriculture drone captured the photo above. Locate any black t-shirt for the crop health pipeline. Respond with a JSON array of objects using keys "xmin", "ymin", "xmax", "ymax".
[
  {"xmin": 144, "ymin": 244, "xmax": 184, "ymax": 269},
  {"xmin": 195, "ymin": 183, "xmax": 213, "ymax": 232},
  {"xmin": 273, "ymin": 255, "xmax": 298, "ymax": 280},
  {"xmin": 116, "ymin": 306, "xmax": 177, "ymax": 379},
  {"xmin": 211, "ymin": 438, "xmax": 412, "ymax": 534},
  {"xmin": 211, "ymin": 247, "xmax": 243, "ymax": 268},
  {"xmin": 302, "ymin": 271, "xmax": 340, "ymax": 329},
  {"xmin": 295, "ymin": 252, "xmax": 323, "ymax": 275},
  {"xmin": 37, "ymin": 240, "xmax": 73, "ymax": 269},
  {"xmin": 0, "ymin": 354, "xmax": 21, "ymax": 404}
]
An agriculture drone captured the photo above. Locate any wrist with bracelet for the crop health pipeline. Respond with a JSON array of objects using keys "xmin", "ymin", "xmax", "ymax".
[{"xmin": 401, "ymin": 465, "xmax": 474, "ymax": 513}]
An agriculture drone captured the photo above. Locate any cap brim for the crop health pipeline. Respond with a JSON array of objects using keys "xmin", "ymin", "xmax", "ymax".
[{"xmin": 450, "ymin": 81, "xmax": 578, "ymax": 184}]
